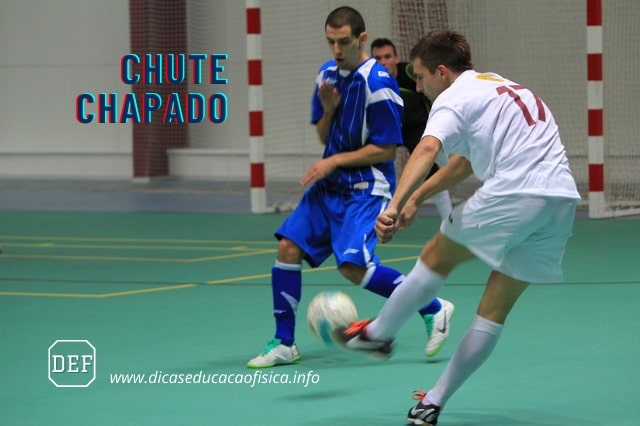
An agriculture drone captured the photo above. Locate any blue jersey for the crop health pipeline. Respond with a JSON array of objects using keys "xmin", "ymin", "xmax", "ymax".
[{"xmin": 311, "ymin": 57, "xmax": 403, "ymax": 198}]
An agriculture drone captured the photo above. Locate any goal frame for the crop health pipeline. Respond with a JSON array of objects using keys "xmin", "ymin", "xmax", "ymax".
[{"xmin": 587, "ymin": 0, "xmax": 640, "ymax": 218}]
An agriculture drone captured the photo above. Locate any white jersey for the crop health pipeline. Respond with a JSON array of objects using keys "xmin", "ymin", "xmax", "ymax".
[{"xmin": 424, "ymin": 70, "xmax": 580, "ymax": 199}]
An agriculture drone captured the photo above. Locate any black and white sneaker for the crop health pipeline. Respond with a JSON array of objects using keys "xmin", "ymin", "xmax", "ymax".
[
  {"xmin": 406, "ymin": 390, "xmax": 441, "ymax": 425},
  {"xmin": 331, "ymin": 319, "xmax": 393, "ymax": 360}
]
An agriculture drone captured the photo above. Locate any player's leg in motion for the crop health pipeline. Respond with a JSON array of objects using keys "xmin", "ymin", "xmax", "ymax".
[
  {"xmin": 248, "ymin": 184, "xmax": 332, "ymax": 369},
  {"xmin": 334, "ymin": 232, "xmax": 473, "ymax": 355},
  {"xmin": 407, "ymin": 272, "xmax": 527, "ymax": 425},
  {"xmin": 354, "ymin": 264, "xmax": 454, "ymax": 357},
  {"xmin": 247, "ymin": 238, "xmax": 303, "ymax": 368},
  {"xmin": 337, "ymin": 195, "xmax": 455, "ymax": 357}
]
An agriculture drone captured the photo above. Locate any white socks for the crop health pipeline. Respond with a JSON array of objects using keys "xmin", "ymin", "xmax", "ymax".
[
  {"xmin": 425, "ymin": 314, "xmax": 503, "ymax": 407},
  {"xmin": 366, "ymin": 259, "xmax": 446, "ymax": 340},
  {"xmin": 433, "ymin": 190, "xmax": 453, "ymax": 221}
]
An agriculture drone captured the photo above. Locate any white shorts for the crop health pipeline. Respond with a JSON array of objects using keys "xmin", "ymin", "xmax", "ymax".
[{"xmin": 440, "ymin": 192, "xmax": 577, "ymax": 283}]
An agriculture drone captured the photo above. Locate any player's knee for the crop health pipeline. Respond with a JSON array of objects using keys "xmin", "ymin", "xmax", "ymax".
[
  {"xmin": 421, "ymin": 238, "xmax": 445, "ymax": 269},
  {"xmin": 421, "ymin": 233, "xmax": 471, "ymax": 275},
  {"xmin": 338, "ymin": 263, "xmax": 366, "ymax": 285},
  {"xmin": 276, "ymin": 238, "xmax": 303, "ymax": 264}
]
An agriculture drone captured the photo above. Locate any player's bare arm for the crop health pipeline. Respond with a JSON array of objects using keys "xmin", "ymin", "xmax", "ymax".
[
  {"xmin": 407, "ymin": 154, "xmax": 472, "ymax": 207},
  {"xmin": 315, "ymin": 81, "xmax": 341, "ymax": 144},
  {"xmin": 389, "ymin": 135, "xmax": 441, "ymax": 213},
  {"xmin": 376, "ymin": 136, "xmax": 442, "ymax": 242},
  {"xmin": 397, "ymin": 154, "xmax": 473, "ymax": 230},
  {"xmin": 300, "ymin": 144, "xmax": 396, "ymax": 187}
]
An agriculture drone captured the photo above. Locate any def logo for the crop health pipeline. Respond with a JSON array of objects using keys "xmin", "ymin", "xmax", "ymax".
[{"xmin": 48, "ymin": 340, "xmax": 96, "ymax": 388}]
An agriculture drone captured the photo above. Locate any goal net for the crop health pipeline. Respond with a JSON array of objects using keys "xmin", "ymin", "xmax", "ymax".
[
  {"xmin": 254, "ymin": 0, "xmax": 640, "ymax": 217},
  {"xmin": 392, "ymin": 0, "xmax": 640, "ymax": 218}
]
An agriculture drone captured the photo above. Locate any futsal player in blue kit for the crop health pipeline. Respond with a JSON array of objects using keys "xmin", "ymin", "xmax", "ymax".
[{"xmin": 247, "ymin": 6, "xmax": 454, "ymax": 368}]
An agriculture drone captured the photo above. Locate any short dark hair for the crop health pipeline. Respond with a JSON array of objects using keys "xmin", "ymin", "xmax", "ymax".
[
  {"xmin": 409, "ymin": 30, "xmax": 473, "ymax": 73},
  {"xmin": 325, "ymin": 6, "xmax": 366, "ymax": 37},
  {"xmin": 370, "ymin": 38, "xmax": 397, "ymax": 55}
]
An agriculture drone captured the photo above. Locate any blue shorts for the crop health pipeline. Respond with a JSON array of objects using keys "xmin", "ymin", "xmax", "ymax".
[{"xmin": 275, "ymin": 183, "xmax": 387, "ymax": 268}]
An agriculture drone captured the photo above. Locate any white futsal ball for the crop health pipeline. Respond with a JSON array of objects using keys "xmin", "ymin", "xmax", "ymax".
[{"xmin": 306, "ymin": 291, "xmax": 358, "ymax": 344}]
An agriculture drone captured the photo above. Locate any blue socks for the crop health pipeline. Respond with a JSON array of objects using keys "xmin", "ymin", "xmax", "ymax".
[
  {"xmin": 361, "ymin": 265, "xmax": 404, "ymax": 297},
  {"xmin": 419, "ymin": 297, "xmax": 442, "ymax": 316},
  {"xmin": 271, "ymin": 262, "xmax": 302, "ymax": 346}
]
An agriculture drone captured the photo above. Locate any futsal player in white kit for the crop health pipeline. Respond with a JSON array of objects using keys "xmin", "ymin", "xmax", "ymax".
[{"xmin": 334, "ymin": 30, "xmax": 581, "ymax": 425}]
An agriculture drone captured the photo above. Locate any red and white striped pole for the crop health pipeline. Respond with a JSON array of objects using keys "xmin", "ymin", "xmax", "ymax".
[
  {"xmin": 587, "ymin": 0, "xmax": 605, "ymax": 218},
  {"xmin": 246, "ymin": 0, "xmax": 266, "ymax": 213}
]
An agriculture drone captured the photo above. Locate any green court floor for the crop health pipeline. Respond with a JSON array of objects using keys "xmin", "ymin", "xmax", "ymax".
[{"xmin": 1, "ymin": 210, "xmax": 639, "ymax": 425}]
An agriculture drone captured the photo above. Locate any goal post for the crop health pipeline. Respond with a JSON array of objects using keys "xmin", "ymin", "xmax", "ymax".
[
  {"xmin": 587, "ymin": 0, "xmax": 640, "ymax": 218},
  {"xmin": 245, "ymin": 0, "xmax": 268, "ymax": 213}
]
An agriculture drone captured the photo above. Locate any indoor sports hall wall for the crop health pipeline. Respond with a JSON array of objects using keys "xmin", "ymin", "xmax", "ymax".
[
  {"xmin": 0, "ymin": 0, "xmax": 132, "ymax": 178},
  {"xmin": 1, "ymin": 0, "xmax": 638, "ymax": 208}
]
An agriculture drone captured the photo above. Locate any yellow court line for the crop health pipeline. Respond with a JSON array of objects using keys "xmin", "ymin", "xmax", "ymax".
[
  {"xmin": 2, "ymin": 254, "xmax": 199, "ymax": 263},
  {"xmin": 204, "ymin": 255, "xmax": 417, "ymax": 285},
  {"xmin": 5, "ymin": 243, "xmax": 273, "ymax": 252},
  {"xmin": 0, "ymin": 255, "xmax": 418, "ymax": 297},
  {"xmin": 206, "ymin": 273, "xmax": 272, "ymax": 285},
  {"xmin": 187, "ymin": 249, "xmax": 276, "ymax": 263},
  {"xmin": 376, "ymin": 255, "xmax": 418, "ymax": 264},
  {"xmin": 1, "ymin": 235, "xmax": 425, "ymax": 249},
  {"xmin": 0, "ymin": 235, "xmax": 276, "ymax": 246},
  {"xmin": 0, "ymin": 283, "xmax": 197, "ymax": 298},
  {"xmin": 1, "ymin": 248, "xmax": 276, "ymax": 263},
  {"xmin": 98, "ymin": 283, "xmax": 198, "ymax": 298}
]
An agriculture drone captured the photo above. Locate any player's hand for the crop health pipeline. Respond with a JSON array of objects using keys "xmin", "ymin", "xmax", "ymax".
[
  {"xmin": 397, "ymin": 201, "xmax": 419, "ymax": 231},
  {"xmin": 318, "ymin": 81, "xmax": 340, "ymax": 113},
  {"xmin": 300, "ymin": 158, "xmax": 336, "ymax": 186},
  {"xmin": 375, "ymin": 208, "xmax": 399, "ymax": 243}
]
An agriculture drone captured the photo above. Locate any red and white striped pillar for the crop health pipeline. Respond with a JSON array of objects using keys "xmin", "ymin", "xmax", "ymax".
[
  {"xmin": 246, "ymin": 0, "xmax": 266, "ymax": 213},
  {"xmin": 587, "ymin": 0, "xmax": 605, "ymax": 218}
]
